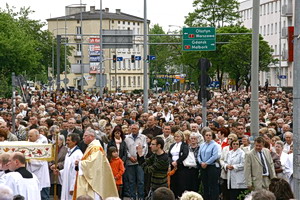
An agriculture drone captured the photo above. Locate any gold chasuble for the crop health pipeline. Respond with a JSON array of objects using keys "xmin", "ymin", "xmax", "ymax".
[{"xmin": 73, "ymin": 140, "xmax": 118, "ymax": 199}]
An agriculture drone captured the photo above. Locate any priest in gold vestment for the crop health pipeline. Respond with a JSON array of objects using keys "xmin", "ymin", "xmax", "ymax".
[{"xmin": 73, "ymin": 128, "xmax": 118, "ymax": 200}]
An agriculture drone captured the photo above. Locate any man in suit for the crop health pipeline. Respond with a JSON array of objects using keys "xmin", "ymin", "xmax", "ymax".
[
  {"xmin": 244, "ymin": 136, "xmax": 276, "ymax": 190},
  {"xmin": 61, "ymin": 118, "xmax": 83, "ymax": 140}
]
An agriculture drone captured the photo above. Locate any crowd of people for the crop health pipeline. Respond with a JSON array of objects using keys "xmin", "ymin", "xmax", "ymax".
[{"xmin": 0, "ymin": 88, "xmax": 296, "ymax": 200}]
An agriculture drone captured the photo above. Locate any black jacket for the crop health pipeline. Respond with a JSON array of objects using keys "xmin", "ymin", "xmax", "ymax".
[
  {"xmin": 107, "ymin": 139, "xmax": 128, "ymax": 163},
  {"xmin": 168, "ymin": 142, "xmax": 189, "ymax": 167}
]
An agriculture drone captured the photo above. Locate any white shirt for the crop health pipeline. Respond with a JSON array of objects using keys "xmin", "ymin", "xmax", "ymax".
[
  {"xmin": 170, "ymin": 142, "xmax": 182, "ymax": 161},
  {"xmin": 0, "ymin": 171, "xmax": 41, "ymax": 200},
  {"xmin": 60, "ymin": 146, "xmax": 83, "ymax": 200},
  {"xmin": 283, "ymin": 142, "xmax": 293, "ymax": 153}
]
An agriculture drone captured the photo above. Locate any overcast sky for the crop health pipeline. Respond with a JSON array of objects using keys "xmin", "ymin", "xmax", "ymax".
[{"xmin": 1, "ymin": 0, "xmax": 196, "ymax": 32}]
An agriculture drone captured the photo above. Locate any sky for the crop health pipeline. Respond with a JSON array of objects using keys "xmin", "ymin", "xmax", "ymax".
[{"xmin": 0, "ymin": 0, "xmax": 195, "ymax": 32}]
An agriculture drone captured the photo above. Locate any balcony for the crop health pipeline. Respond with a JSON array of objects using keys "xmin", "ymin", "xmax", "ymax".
[
  {"xmin": 281, "ymin": 27, "xmax": 288, "ymax": 39},
  {"xmin": 75, "ymin": 51, "xmax": 82, "ymax": 57},
  {"xmin": 282, "ymin": 4, "xmax": 293, "ymax": 17},
  {"xmin": 74, "ymin": 35, "xmax": 82, "ymax": 40},
  {"xmin": 282, "ymin": 49, "xmax": 288, "ymax": 60}
]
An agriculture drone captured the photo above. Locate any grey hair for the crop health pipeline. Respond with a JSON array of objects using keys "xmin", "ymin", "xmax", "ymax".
[
  {"xmin": 58, "ymin": 134, "xmax": 66, "ymax": 146},
  {"xmin": 190, "ymin": 132, "xmax": 201, "ymax": 144},
  {"xmin": 0, "ymin": 184, "xmax": 13, "ymax": 200},
  {"xmin": 85, "ymin": 128, "xmax": 97, "ymax": 137},
  {"xmin": 275, "ymin": 140, "xmax": 284, "ymax": 148},
  {"xmin": 49, "ymin": 125, "xmax": 60, "ymax": 134}
]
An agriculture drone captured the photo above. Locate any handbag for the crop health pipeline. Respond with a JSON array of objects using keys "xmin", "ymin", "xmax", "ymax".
[{"xmin": 183, "ymin": 150, "xmax": 197, "ymax": 168}]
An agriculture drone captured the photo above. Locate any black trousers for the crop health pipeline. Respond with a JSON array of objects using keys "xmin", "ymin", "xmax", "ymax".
[
  {"xmin": 200, "ymin": 165, "xmax": 219, "ymax": 200},
  {"xmin": 229, "ymin": 188, "xmax": 246, "ymax": 200}
]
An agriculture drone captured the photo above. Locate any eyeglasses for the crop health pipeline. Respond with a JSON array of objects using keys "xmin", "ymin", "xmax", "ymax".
[
  {"xmin": 228, "ymin": 138, "xmax": 233, "ymax": 140},
  {"xmin": 237, "ymin": 128, "xmax": 244, "ymax": 130},
  {"xmin": 205, "ymin": 134, "xmax": 212, "ymax": 137},
  {"xmin": 232, "ymin": 143, "xmax": 239, "ymax": 145}
]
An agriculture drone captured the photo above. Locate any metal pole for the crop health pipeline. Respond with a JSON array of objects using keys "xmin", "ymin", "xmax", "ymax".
[
  {"xmin": 99, "ymin": 0, "xmax": 103, "ymax": 97},
  {"xmin": 143, "ymin": 0, "xmax": 148, "ymax": 112},
  {"xmin": 56, "ymin": 35, "xmax": 61, "ymax": 91},
  {"xmin": 64, "ymin": 16, "xmax": 67, "ymax": 92},
  {"xmin": 52, "ymin": 40, "xmax": 54, "ymax": 92},
  {"xmin": 12, "ymin": 73, "xmax": 16, "ymax": 135},
  {"xmin": 80, "ymin": 0, "xmax": 84, "ymax": 91},
  {"xmin": 202, "ymin": 98, "xmax": 207, "ymax": 128},
  {"xmin": 293, "ymin": 0, "xmax": 300, "ymax": 197},
  {"xmin": 278, "ymin": 0, "xmax": 282, "ymax": 88},
  {"xmin": 250, "ymin": 0, "xmax": 260, "ymax": 140}
]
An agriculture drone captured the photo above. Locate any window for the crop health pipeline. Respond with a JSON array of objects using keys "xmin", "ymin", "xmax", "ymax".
[
  {"xmin": 267, "ymin": 3, "xmax": 269, "ymax": 15},
  {"xmin": 128, "ymin": 60, "xmax": 131, "ymax": 70},
  {"xmin": 76, "ymin": 59, "xmax": 82, "ymax": 64},
  {"xmin": 123, "ymin": 21, "xmax": 125, "ymax": 25},
  {"xmin": 275, "ymin": 45, "xmax": 277, "ymax": 55},
  {"xmin": 76, "ymin": 44, "xmax": 82, "ymax": 52},
  {"xmin": 133, "ymin": 76, "xmax": 136, "ymax": 86},
  {"xmin": 76, "ymin": 26, "xmax": 82, "ymax": 35},
  {"xmin": 263, "ymin": 25, "xmax": 266, "ymax": 36},
  {"xmin": 123, "ymin": 76, "xmax": 126, "ymax": 86},
  {"xmin": 138, "ymin": 76, "xmax": 141, "ymax": 86},
  {"xmin": 270, "ymin": 3, "xmax": 273, "ymax": 13},
  {"xmin": 128, "ymin": 77, "xmax": 131, "ymax": 87},
  {"xmin": 118, "ymin": 21, "xmax": 120, "ymax": 24},
  {"xmin": 271, "ymin": 24, "xmax": 273, "ymax": 35},
  {"xmin": 133, "ymin": 22, "xmax": 135, "ymax": 25},
  {"xmin": 274, "ymin": 2, "xmax": 277, "ymax": 13},
  {"xmin": 118, "ymin": 77, "xmax": 121, "ymax": 87},
  {"xmin": 260, "ymin": 26, "xmax": 262, "ymax": 34},
  {"xmin": 112, "ymin": 77, "xmax": 115, "ymax": 87},
  {"xmin": 122, "ymin": 60, "xmax": 126, "ymax": 70},
  {"xmin": 112, "ymin": 20, "xmax": 114, "ymax": 23},
  {"xmin": 128, "ymin": 21, "xmax": 130, "ymax": 25},
  {"xmin": 260, "ymin": 6, "xmax": 262, "ymax": 16},
  {"xmin": 275, "ymin": 23, "xmax": 277, "ymax": 34},
  {"xmin": 112, "ymin": 60, "xmax": 115, "ymax": 70},
  {"xmin": 118, "ymin": 61, "xmax": 121, "ymax": 70},
  {"xmin": 267, "ymin": 24, "xmax": 270, "ymax": 35}
]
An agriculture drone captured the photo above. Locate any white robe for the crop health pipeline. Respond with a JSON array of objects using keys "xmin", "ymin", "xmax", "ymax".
[
  {"xmin": 0, "ymin": 171, "xmax": 41, "ymax": 200},
  {"xmin": 27, "ymin": 160, "xmax": 51, "ymax": 190},
  {"xmin": 59, "ymin": 147, "xmax": 83, "ymax": 200}
]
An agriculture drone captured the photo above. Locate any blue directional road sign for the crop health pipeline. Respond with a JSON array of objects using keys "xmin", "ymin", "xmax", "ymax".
[
  {"xmin": 149, "ymin": 55, "xmax": 156, "ymax": 60},
  {"xmin": 279, "ymin": 75, "xmax": 287, "ymax": 79},
  {"xmin": 117, "ymin": 57, "xmax": 123, "ymax": 61},
  {"xmin": 135, "ymin": 56, "xmax": 142, "ymax": 61}
]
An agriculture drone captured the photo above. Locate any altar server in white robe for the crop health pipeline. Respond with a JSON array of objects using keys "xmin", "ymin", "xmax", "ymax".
[
  {"xmin": 0, "ymin": 152, "xmax": 41, "ymax": 200},
  {"xmin": 52, "ymin": 133, "xmax": 83, "ymax": 200},
  {"xmin": 27, "ymin": 129, "xmax": 51, "ymax": 200}
]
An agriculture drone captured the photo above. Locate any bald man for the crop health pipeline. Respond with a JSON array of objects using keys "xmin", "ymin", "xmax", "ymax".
[
  {"xmin": 0, "ymin": 152, "xmax": 41, "ymax": 199},
  {"xmin": 27, "ymin": 129, "xmax": 50, "ymax": 199}
]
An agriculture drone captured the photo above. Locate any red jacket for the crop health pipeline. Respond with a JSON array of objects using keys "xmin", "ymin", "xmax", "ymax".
[{"xmin": 110, "ymin": 157, "xmax": 125, "ymax": 185}]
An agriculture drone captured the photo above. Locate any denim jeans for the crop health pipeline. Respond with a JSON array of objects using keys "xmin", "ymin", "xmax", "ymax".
[
  {"xmin": 123, "ymin": 164, "xmax": 144, "ymax": 199},
  {"xmin": 41, "ymin": 187, "xmax": 50, "ymax": 200}
]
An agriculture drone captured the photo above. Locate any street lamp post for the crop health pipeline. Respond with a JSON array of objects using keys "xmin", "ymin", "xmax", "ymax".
[{"xmin": 51, "ymin": 27, "xmax": 67, "ymax": 91}]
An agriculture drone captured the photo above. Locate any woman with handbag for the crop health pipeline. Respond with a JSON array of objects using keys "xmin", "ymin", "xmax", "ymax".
[
  {"xmin": 185, "ymin": 132, "xmax": 201, "ymax": 192},
  {"xmin": 168, "ymin": 130, "xmax": 189, "ymax": 198}
]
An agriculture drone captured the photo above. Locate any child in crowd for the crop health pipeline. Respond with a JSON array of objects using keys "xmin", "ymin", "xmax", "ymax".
[{"xmin": 107, "ymin": 146, "xmax": 125, "ymax": 197}]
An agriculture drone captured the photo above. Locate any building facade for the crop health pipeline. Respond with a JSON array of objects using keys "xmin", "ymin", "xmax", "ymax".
[
  {"xmin": 239, "ymin": 0, "xmax": 294, "ymax": 87},
  {"xmin": 47, "ymin": 6, "xmax": 149, "ymax": 92}
]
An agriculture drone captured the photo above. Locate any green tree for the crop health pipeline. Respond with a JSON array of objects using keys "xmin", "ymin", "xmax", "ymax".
[
  {"xmin": 185, "ymin": 0, "xmax": 240, "ymax": 27},
  {"xmin": 149, "ymin": 24, "xmax": 183, "ymax": 88},
  {"xmin": 222, "ymin": 34, "xmax": 274, "ymax": 91},
  {"xmin": 0, "ymin": 5, "xmax": 72, "ymax": 96}
]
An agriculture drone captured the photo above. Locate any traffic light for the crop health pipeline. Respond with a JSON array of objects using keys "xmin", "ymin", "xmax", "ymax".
[
  {"xmin": 131, "ymin": 55, "xmax": 135, "ymax": 63},
  {"xmin": 113, "ymin": 55, "xmax": 117, "ymax": 63},
  {"xmin": 198, "ymin": 58, "xmax": 212, "ymax": 101}
]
